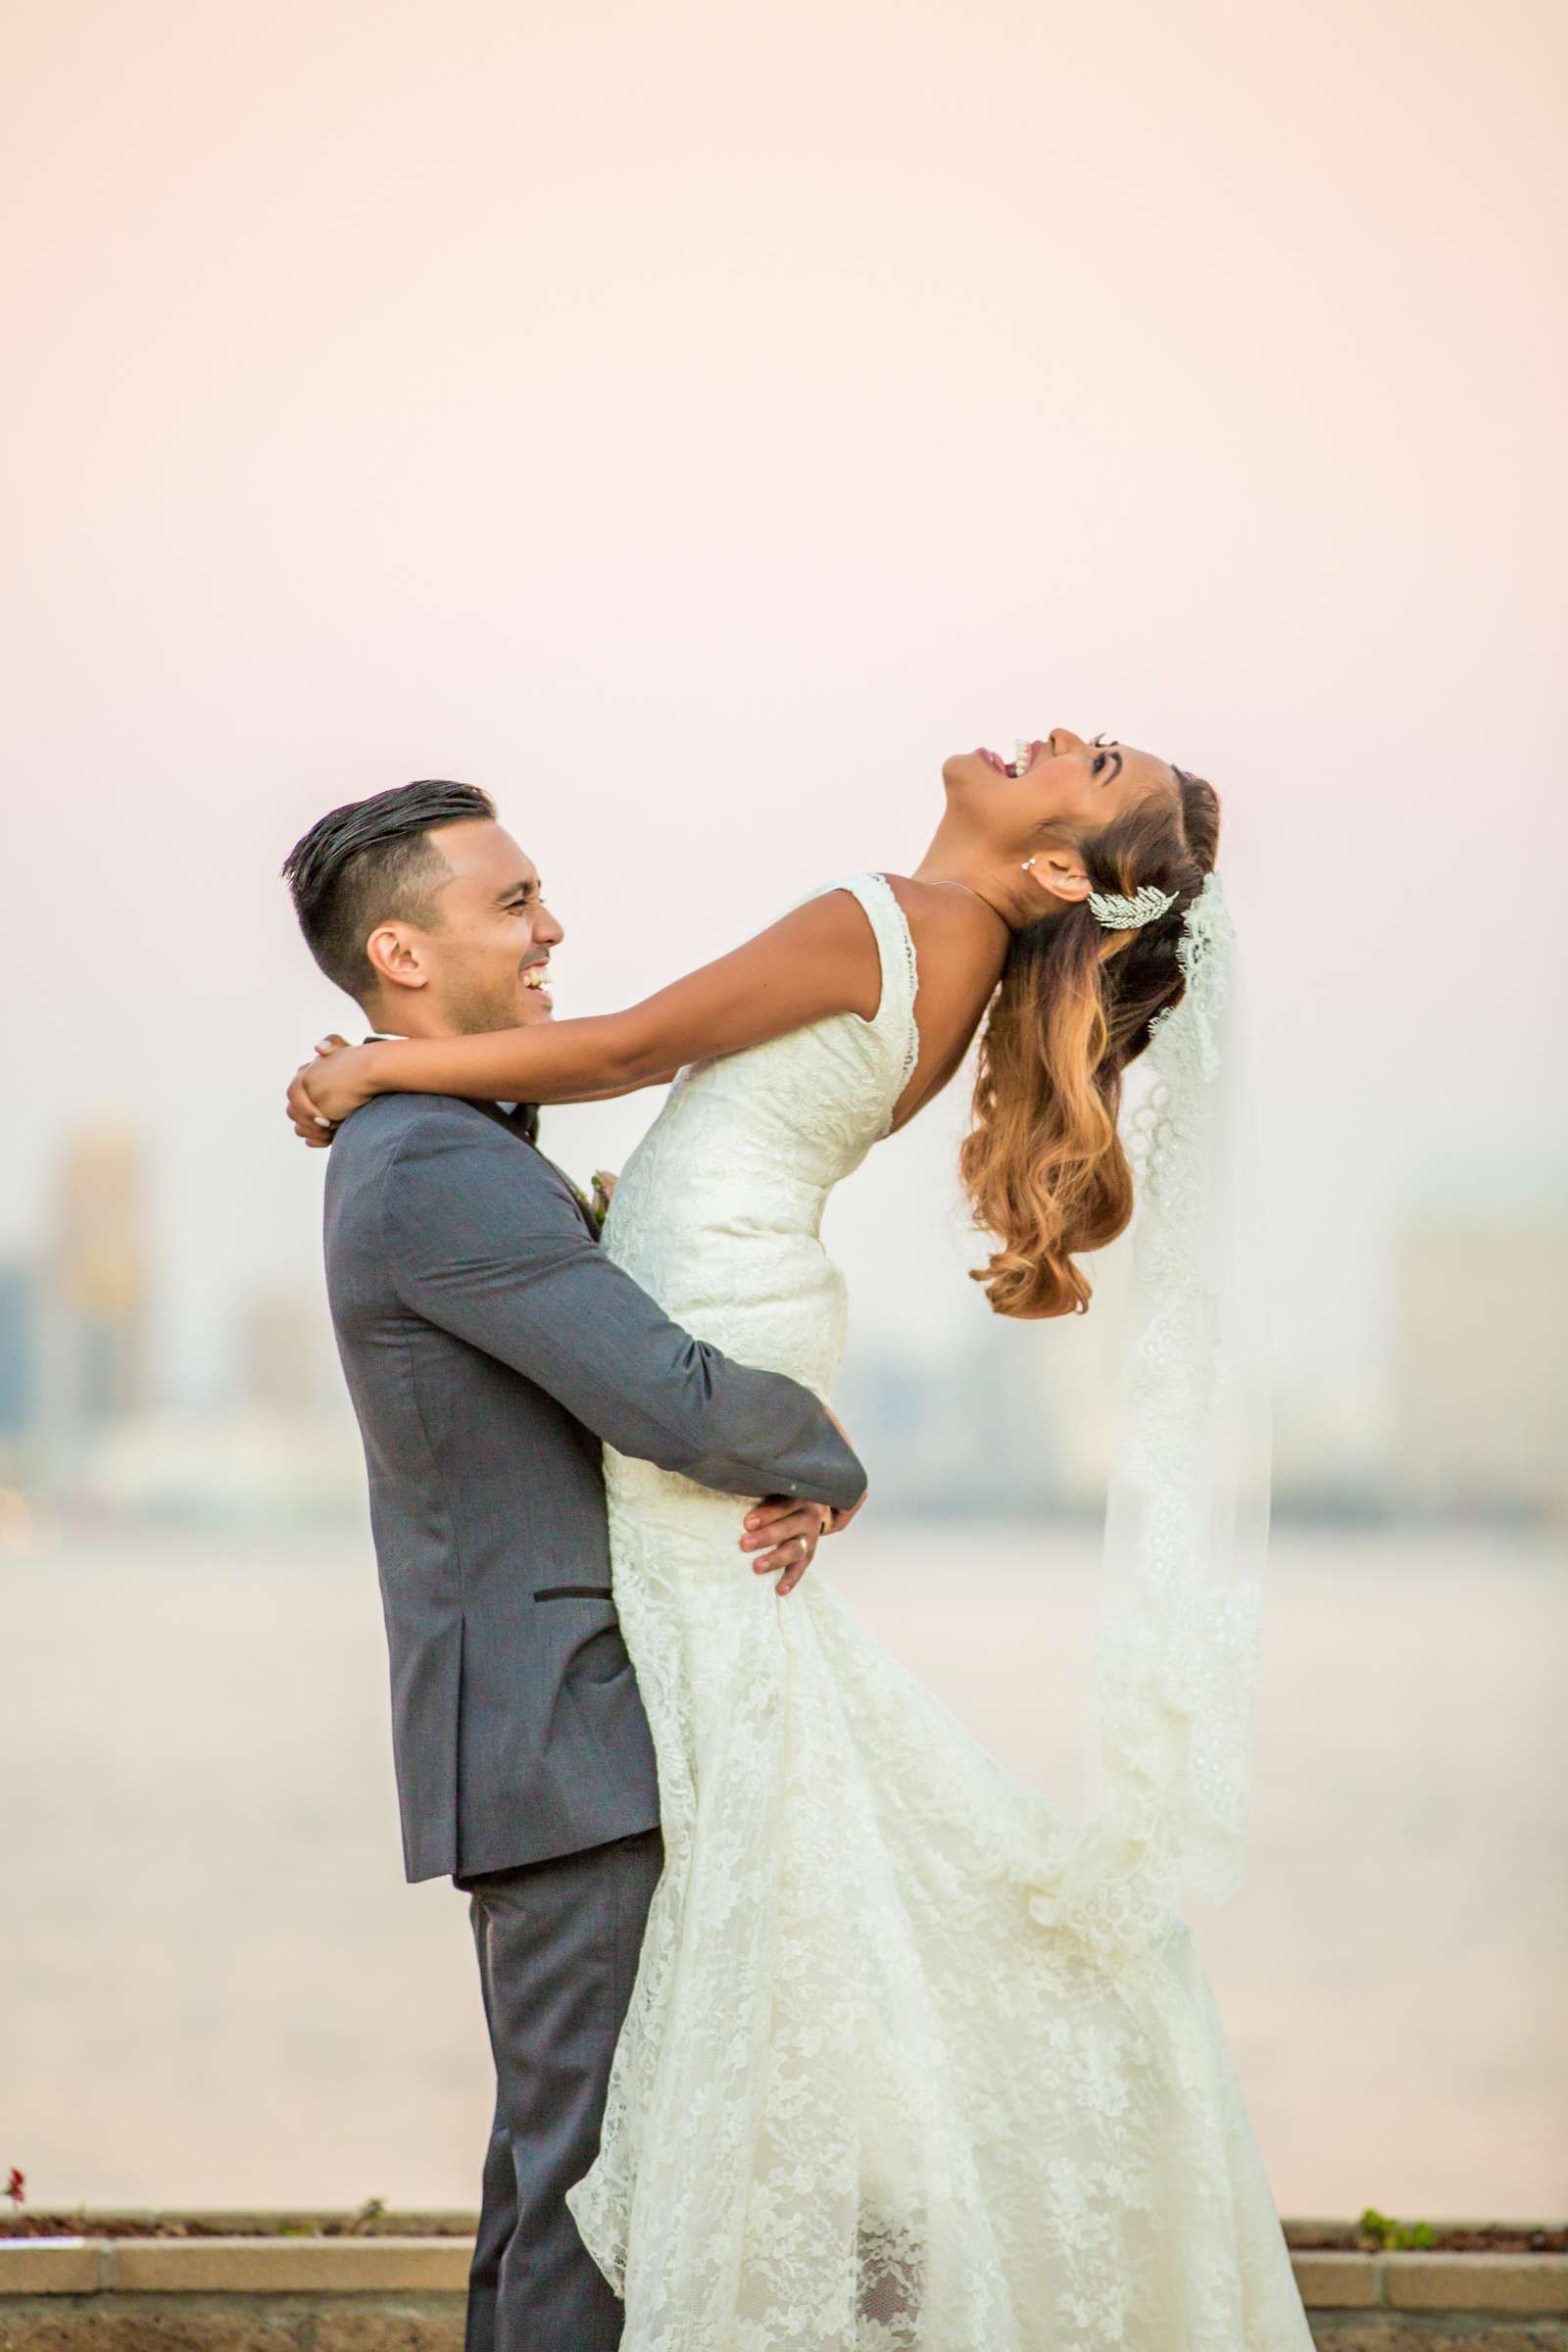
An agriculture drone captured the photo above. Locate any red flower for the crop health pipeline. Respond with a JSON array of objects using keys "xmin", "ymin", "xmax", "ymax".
[{"xmin": 5, "ymin": 2169, "xmax": 23, "ymax": 2208}]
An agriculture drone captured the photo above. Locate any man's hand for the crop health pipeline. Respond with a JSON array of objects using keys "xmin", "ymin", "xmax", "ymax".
[{"xmin": 739, "ymin": 1495, "xmax": 832, "ymax": 1598}]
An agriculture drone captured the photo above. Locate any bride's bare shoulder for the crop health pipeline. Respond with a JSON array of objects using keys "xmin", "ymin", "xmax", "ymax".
[
  {"xmin": 760, "ymin": 874, "xmax": 997, "ymax": 1011},
  {"xmin": 793, "ymin": 872, "xmax": 981, "ymax": 967}
]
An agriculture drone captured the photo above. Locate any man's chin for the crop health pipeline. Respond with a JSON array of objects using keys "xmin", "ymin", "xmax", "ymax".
[{"xmin": 442, "ymin": 991, "xmax": 553, "ymax": 1035}]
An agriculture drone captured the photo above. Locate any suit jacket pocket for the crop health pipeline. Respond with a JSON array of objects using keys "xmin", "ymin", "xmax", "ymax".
[{"xmin": 535, "ymin": 1587, "xmax": 632, "ymax": 1688}]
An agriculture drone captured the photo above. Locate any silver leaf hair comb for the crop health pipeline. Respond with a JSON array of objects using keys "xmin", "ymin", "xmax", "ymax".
[{"xmin": 1086, "ymin": 881, "xmax": 1179, "ymax": 930}]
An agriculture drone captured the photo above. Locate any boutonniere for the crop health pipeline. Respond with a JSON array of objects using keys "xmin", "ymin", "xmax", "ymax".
[{"xmin": 567, "ymin": 1169, "xmax": 619, "ymax": 1236}]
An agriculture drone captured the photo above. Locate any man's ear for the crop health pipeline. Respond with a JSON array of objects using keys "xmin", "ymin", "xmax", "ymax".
[{"xmin": 365, "ymin": 921, "xmax": 431, "ymax": 994}]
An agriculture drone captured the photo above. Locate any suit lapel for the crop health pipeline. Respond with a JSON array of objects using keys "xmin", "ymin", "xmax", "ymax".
[
  {"xmin": 362, "ymin": 1042, "xmax": 601, "ymax": 1241},
  {"xmin": 465, "ymin": 1101, "xmax": 601, "ymax": 1243}
]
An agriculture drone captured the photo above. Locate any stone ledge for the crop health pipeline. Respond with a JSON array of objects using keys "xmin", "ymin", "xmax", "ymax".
[
  {"xmin": 0, "ymin": 2245, "xmax": 469, "ymax": 2298},
  {"xmin": 1384, "ymin": 2255, "xmax": 1568, "ymax": 2315},
  {"xmin": 1295, "ymin": 2253, "xmax": 1384, "ymax": 2307},
  {"xmin": 0, "ymin": 2248, "xmax": 105, "ymax": 2297},
  {"xmin": 108, "ymin": 2246, "xmax": 469, "ymax": 2296},
  {"xmin": 3, "ymin": 2234, "xmax": 1565, "ymax": 2321}
]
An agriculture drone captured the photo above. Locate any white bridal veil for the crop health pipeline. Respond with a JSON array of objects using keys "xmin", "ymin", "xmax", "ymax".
[{"xmin": 1028, "ymin": 871, "xmax": 1275, "ymax": 1962}]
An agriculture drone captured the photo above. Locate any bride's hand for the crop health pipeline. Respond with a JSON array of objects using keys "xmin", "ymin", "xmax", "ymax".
[{"xmin": 285, "ymin": 1035, "xmax": 381, "ymax": 1145}]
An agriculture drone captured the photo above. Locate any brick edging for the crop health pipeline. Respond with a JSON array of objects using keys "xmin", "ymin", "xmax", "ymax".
[
  {"xmin": 0, "ymin": 2240, "xmax": 470, "ymax": 2296},
  {"xmin": 3, "ymin": 2236, "xmax": 1567, "ymax": 2315},
  {"xmin": 1294, "ymin": 2250, "xmax": 1568, "ymax": 2314}
]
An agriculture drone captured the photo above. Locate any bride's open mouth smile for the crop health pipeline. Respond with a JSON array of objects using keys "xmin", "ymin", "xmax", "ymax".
[{"xmin": 977, "ymin": 739, "xmax": 1044, "ymax": 779}]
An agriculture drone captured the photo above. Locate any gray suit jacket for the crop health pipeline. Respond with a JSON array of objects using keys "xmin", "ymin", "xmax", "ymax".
[{"xmin": 322, "ymin": 1092, "xmax": 865, "ymax": 1883}]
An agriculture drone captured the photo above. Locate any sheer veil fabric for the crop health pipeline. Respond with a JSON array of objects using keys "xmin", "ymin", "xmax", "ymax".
[{"xmin": 1029, "ymin": 870, "xmax": 1276, "ymax": 1966}]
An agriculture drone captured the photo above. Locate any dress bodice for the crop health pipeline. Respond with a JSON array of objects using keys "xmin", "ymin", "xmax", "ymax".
[
  {"xmin": 626, "ymin": 869, "xmax": 916, "ymax": 1190},
  {"xmin": 599, "ymin": 873, "xmax": 920, "ymax": 1396}
]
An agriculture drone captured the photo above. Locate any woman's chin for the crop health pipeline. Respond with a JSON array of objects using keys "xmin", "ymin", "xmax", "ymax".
[{"xmin": 941, "ymin": 749, "xmax": 998, "ymax": 803}]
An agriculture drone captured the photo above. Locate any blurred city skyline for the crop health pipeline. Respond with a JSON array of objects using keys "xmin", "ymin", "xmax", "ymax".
[{"xmin": 1, "ymin": 1109, "xmax": 1561, "ymax": 1535}]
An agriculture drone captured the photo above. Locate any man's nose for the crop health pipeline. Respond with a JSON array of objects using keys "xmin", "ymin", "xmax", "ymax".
[{"xmin": 538, "ymin": 901, "xmax": 565, "ymax": 947}]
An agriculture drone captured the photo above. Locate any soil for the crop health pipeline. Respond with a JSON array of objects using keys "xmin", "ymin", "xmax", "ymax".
[
  {"xmin": 2, "ymin": 2215, "xmax": 1564, "ymax": 2251},
  {"xmin": 1286, "ymin": 2224, "xmax": 1566, "ymax": 2254},
  {"xmin": 0, "ymin": 2212, "xmax": 474, "ymax": 2239}
]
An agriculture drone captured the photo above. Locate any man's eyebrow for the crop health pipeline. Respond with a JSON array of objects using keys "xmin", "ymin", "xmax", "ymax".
[{"xmin": 498, "ymin": 877, "xmax": 539, "ymax": 902}]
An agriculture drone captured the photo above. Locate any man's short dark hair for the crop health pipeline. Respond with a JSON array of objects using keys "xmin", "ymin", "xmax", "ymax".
[{"xmin": 281, "ymin": 780, "xmax": 496, "ymax": 1003}]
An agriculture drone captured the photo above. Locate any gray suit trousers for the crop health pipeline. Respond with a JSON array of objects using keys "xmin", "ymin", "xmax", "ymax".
[{"xmin": 460, "ymin": 1825, "xmax": 663, "ymax": 2352}]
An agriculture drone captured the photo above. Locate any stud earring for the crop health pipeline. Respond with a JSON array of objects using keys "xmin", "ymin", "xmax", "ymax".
[{"xmin": 1021, "ymin": 857, "xmax": 1037, "ymax": 872}]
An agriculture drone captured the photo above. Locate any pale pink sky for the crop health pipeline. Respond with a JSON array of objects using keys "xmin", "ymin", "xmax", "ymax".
[{"xmin": 0, "ymin": 0, "xmax": 1563, "ymax": 1414}]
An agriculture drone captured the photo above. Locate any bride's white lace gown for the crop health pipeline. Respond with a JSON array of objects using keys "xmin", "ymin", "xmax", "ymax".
[{"xmin": 564, "ymin": 872, "xmax": 1314, "ymax": 2352}]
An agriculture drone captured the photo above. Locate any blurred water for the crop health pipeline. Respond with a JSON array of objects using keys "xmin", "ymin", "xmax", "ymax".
[{"xmin": 2, "ymin": 1521, "xmax": 1562, "ymax": 2217}]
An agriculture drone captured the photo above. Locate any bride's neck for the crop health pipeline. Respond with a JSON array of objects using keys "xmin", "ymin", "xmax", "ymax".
[{"xmin": 910, "ymin": 811, "xmax": 1040, "ymax": 934}]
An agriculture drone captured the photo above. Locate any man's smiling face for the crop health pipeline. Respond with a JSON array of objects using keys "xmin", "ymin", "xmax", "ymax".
[{"xmin": 365, "ymin": 818, "xmax": 564, "ymax": 1038}]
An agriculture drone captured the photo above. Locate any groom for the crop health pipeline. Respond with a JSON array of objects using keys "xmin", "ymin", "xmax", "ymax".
[{"xmin": 281, "ymin": 781, "xmax": 867, "ymax": 2352}]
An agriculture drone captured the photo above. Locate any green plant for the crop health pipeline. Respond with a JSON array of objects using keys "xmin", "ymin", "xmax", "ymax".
[{"xmin": 1358, "ymin": 2206, "xmax": 1437, "ymax": 2251}]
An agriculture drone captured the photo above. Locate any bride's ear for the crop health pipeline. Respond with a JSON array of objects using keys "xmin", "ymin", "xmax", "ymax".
[{"xmin": 1021, "ymin": 851, "xmax": 1092, "ymax": 910}]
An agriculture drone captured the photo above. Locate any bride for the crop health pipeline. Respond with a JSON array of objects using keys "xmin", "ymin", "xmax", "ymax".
[{"xmin": 288, "ymin": 727, "xmax": 1313, "ymax": 2351}]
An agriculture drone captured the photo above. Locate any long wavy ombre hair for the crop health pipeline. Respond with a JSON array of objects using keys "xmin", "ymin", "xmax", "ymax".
[{"xmin": 959, "ymin": 767, "xmax": 1221, "ymax": 1319}]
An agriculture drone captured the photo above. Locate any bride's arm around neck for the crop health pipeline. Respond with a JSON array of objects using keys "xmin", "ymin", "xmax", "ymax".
[{"xmin": 290, "ymin": 885, "xmax": 900, "ymax": 1131}]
